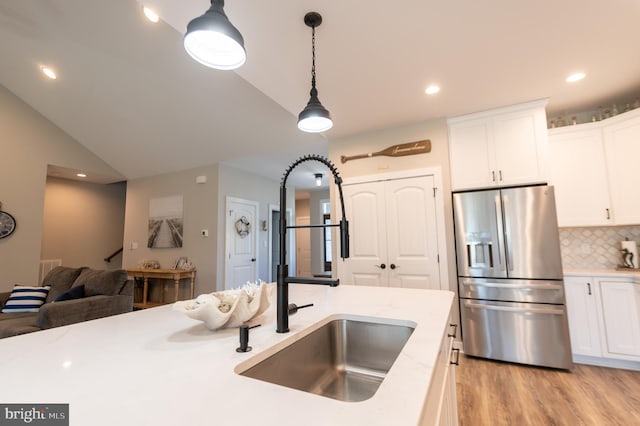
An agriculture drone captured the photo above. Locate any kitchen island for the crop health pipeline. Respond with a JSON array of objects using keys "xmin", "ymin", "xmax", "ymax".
[{"xmin": 0, "ymin": 284, "xmax": 455, "ymax": 426}]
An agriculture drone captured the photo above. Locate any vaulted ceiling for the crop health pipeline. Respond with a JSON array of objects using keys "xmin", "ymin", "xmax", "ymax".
[{"xmin": 1, "ymin": 0, "xmax": 639, "ymax": 188}]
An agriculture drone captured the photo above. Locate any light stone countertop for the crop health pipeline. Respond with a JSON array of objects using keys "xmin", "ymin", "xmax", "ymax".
[
  {"xmin": 564, "ymin": 268, "xmax": 640, "ymax": 281},
  {"xmin": 0, "ymin": 284, "xmax": 454, "ymax": 426}
]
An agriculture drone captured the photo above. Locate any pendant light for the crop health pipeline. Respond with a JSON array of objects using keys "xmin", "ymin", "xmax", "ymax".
[
  {"xmin": 315, "ymin": 173, "xmax": 323, "ymax": 186},
  {"xmin": 183, "ymin": 0, "xmax": 246, "ymax": 70},
  {"xmin": 297, "ymin": 12, "xmax": 333, "ymax": 133}
]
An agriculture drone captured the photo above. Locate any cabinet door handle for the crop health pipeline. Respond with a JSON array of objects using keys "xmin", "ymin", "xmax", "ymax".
[
  {"xmin": 448, "ymin": 323, "xmax": 458, "ymax": 338},
  {"xmin": 499, "ymin": 170, "xmax": 503, "ymax": 181},
  {"xmin": 450, "ymin": 348, "xmax": 460, "ymax": 366},
  {"xmin": 492, "ymin": 170, "xmax": 496, "ymax": 182},
  {"xmin": 605, "ymin": 208, "xmax": 610, "ymax": 220},
  {"xmin": 587, "ymin": 282, "xmax": 592, "ymax": 295}
]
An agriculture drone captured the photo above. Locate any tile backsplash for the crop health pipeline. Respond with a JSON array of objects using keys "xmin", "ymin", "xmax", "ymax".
[{"xmin": 559, "ymin": 225, "xmax": 640, "ymax": 270}]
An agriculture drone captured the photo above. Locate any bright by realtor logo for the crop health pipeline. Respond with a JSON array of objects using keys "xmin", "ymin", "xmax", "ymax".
[{"xmin": 1, "ymin": 404, "xmax": 68, "ymax": 425}]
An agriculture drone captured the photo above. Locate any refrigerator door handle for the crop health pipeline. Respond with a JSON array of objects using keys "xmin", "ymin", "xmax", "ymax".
[
  {"xmin": 494, "ymin": 194, "xmax": 505, "ymax": 270},
  {"xmin": 502, "ymin": 194, "xmax": 514, "ymax": 272},
  {"xmin": 460, "ymin": 280, "xmax": 563, "ymax": 290},
  {"xmin": 463, "ymin": 300, "xmax": 565, "ymax": 315}
]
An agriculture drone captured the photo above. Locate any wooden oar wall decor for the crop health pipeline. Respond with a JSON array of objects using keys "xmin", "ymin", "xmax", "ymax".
[{"xmin": 340, "ymin": 140, "xmax": 431, "ymax": 164}]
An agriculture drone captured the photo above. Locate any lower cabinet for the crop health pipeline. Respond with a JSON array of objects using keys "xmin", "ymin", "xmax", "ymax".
[
  {"xmin": 421, "ymin": 323, "xmax": 459, "ymax": 426},
  {"xmin": 564, "ymin": 274, "xmax": 640, "ymax": 367},
  {"xmin": 599, "ymin": 280, "xmax": 640, "ymax": 358},
  {"xmin": 564, "ymin": 277, "xmax": 603, "ymax": 357}
]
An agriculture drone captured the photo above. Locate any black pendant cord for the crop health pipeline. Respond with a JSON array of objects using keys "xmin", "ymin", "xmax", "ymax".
[{"xmin": 310, "ymin": 25, "xmax": 317, "ymax": 94}]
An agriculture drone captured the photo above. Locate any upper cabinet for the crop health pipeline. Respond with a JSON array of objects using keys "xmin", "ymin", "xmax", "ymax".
[
  {"xmin": 447, "ymin": 99, "xmax": 549, "ymax": 191},
  {"xmin": 549, "ymin": 108, "xmax": 640, "ymax": 226}
]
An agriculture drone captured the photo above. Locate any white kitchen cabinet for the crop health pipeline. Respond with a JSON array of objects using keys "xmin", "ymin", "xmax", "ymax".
[
  {"xmin": 448, "ymin": 99, "xmax": 549, "ymax": 190},
  {"xmin": 564, "ymin": 276, "xmax": 603, "ymax": 357},
  {"xmin": 602, "ymin": 110, "xmax": 640, "ymax": 225},
  {"xmin": 422, "ymin": 323, "xmax": 459, "ymax": 426},
  {"xmin": 598, "ymin": 279, "xmax": 640, "ymax": 358},
  {"xmin": 548, "ymin": 126, "xmax": 612, "ymax": 226},
  {"xmin": 548, "ymin": 107, "xmax": 640, "ymax": 227},
  {"xmin": 564, "ymin": 273, "xmax": 640, "ymax": 369}
]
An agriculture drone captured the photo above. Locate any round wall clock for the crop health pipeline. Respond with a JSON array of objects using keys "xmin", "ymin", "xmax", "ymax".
[{"xmin": 0, "ymin": 211, "xmax": 16, "ymax": 239}]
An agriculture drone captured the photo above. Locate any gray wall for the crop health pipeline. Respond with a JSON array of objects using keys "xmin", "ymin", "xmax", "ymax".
[
  {"xmin": 122, "ymin": 163, "xmax": 286, "ymax": 295},
  {"xmin": 0, "ymin": 85, "xmax": 124, "ymax": 289},
  {"xmin": 122, "ymin": 164, "xmax": 220, "ymax": 296},
  {"xmin": 41, "ymin": 177, "xmax": 126, "ymax": 270}
]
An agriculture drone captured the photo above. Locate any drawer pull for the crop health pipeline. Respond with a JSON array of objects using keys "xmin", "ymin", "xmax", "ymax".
[
  {"xmin": 450, "ymin": 348, "xmax": 460, "ymax": 366},
  {"xmin": 448, "ymin": 323, "xmax": 458, "ymax": 338}
]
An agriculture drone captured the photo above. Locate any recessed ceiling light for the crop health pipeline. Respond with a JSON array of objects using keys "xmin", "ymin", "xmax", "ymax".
[
  {"xmin": 76, "ymin": 173, "xmax": 87, "ymax": 178},
  {"xmin": 566, "ymin": 72, "xmax": 586, "ymax": 83},
  {"xmin": 41, "ymin": 66, "xmax": 57, "ymax": 80},
  {"xmin": 143, "ymin": 6, "xmax": 160, "ymax": 23},
  {"xmin": 425, "ymin": 85, "xmax": 440, "ymax": 95}
]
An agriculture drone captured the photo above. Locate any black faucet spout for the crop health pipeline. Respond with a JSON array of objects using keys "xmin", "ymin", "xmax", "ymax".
[{"xmin": 276, "ymin": 155, "xmax": 349, "ymax": 334}]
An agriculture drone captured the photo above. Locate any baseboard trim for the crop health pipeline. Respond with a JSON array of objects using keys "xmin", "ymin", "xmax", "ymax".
[{"xmin": 573, "ymin": 354, "xmax": 640, "ymax": 371}]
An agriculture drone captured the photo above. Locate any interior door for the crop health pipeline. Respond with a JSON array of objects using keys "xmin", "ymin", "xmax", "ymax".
[
  {"xmin": 225, "ymin": 197, "xmax": 258, "ymax": 289},
  {"xmin": 340, "ymin": 183, "xmax": 388, "ymax": 286},
  {"xmin": 340, "ymin": 175, "xmax": 440, "ymax": 289},
  {"xmin": 386, "ymin": 175, "xmax": 440, "ymax": 289},
  {"xmin": 295, "ymin": 216, "xmax": 312, "ymax": 277}
]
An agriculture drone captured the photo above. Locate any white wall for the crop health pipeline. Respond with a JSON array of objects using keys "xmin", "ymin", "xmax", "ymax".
[
  {"xmin": 41, "ymin": 177, "xmax": 126, "ymax": 270},
  {"xmin": 0, "ymin": 85, "xmax": 124, "ymax": 289}
]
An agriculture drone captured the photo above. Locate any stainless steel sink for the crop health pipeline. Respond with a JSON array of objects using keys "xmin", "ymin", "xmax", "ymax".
[{"xmin": 238, "ymin": 318, "xmax": 415, "ymax": 402}]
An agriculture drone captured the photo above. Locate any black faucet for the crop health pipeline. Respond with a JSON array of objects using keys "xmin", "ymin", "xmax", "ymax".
[{"xmin": 276, "ymin": 155, "xmax": 350, "ymax": 333}]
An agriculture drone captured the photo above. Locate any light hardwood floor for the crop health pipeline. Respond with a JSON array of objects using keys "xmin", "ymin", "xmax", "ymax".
[{"xmin": 456, "ymin": 355, "xmax": 640, "ymax": 425}]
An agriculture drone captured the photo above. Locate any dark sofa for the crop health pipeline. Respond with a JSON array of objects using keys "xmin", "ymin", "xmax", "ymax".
[{"xmin": 0, "ymin": 266, "xmax": 133, "ymax": 338}]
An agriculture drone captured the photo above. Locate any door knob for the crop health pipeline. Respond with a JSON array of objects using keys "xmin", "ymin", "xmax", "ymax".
[
  {"xmin": 390, "ymin": 264, "xmax": 397, "ymax": 270},
  {"xmin": 375, "ymin": 263, "xmax": 386, "ymax": 269},
  {"xmin": 251, "ymin": 258, "xmax": 256, "ymax": 262}
]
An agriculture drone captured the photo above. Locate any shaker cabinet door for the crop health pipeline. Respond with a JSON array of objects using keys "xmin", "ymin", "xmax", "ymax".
[
  {"xmin": 603, "ymin": 113, "xmax": 640, "ymax": 225},
  {"xmin": 548, "ymin": 127, "xmax": 612, "ymax": 226},
  {"xmin": 564, "ymin": 276, "xmax": 603, "ymax": 357},
  {"xmin": 599, "ymin": 280, "xmax": 640, "ymax": 358}
]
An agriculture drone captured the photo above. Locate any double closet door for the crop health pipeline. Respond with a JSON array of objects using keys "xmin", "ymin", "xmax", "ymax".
[{"xmin": 339, "ymin": 175, "xmax": 440, "ymax": 289}]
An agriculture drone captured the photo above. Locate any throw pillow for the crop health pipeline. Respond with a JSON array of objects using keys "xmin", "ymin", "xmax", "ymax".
[
  {"xmin": 73, "ymin": 269, "xmax": 128, "ymax": 296},
  {"xmin": 2, "ymin": 286, "xmax": 51, "ymax": 313},
  {"xmin": 43, "ymin": 266, "xmax": 86, "ymax": 303},
  {"xmin": 54, "ymin": 284, "xmax": 85, "ymax": 302}
]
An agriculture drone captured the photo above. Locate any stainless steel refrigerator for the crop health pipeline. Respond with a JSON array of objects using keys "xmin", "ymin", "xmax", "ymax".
[{"xmin": 453, "ymin": 185, "xmax": 572, "ymax": 369}]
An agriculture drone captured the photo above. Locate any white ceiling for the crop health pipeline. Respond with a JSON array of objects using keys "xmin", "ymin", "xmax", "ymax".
[{"xmin": 1, "ymin": 0, "xmax": 639, "ymax": 189}]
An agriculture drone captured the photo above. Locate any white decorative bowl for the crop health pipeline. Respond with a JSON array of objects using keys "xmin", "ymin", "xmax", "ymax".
[{"xmin": 173, "ymin": 281, "xmax": 272, "ymax": 330}]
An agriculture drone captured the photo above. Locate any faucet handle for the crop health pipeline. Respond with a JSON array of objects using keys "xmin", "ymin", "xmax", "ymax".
[{"xmin": 288, "ymin": 303, "xmax": 314, "ymax": 315}]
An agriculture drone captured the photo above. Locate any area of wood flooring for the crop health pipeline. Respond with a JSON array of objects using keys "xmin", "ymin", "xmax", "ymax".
[{"xmin": 456, "ymin": 354, "xmax": 640, "ymax": 425}]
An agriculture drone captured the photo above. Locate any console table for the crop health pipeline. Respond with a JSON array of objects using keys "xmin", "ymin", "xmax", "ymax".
[{"xmin": 126, "ymin": 268, "xmax": 196, "ymax": 309}]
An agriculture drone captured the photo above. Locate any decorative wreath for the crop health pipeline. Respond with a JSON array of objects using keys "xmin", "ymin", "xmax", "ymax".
[{"xmin": 235, "ymin": 216, "xmax": 251, "ymax": 238}]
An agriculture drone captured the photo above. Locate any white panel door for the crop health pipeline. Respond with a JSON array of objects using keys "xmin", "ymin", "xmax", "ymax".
[
  {"xmin": 386, "ymin": 176, "xmax": 440, "ymax": 289},
  {"xmin": 341, "ymin": 184, "xmax": 387, "ymax": 286},
  {"xmin": 225, "ymin": 197, "xmax": 258, "ymax": 289},
  {"xmin": 341, "ymin": 175, "xmax": 440, "ymax": 289}
]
